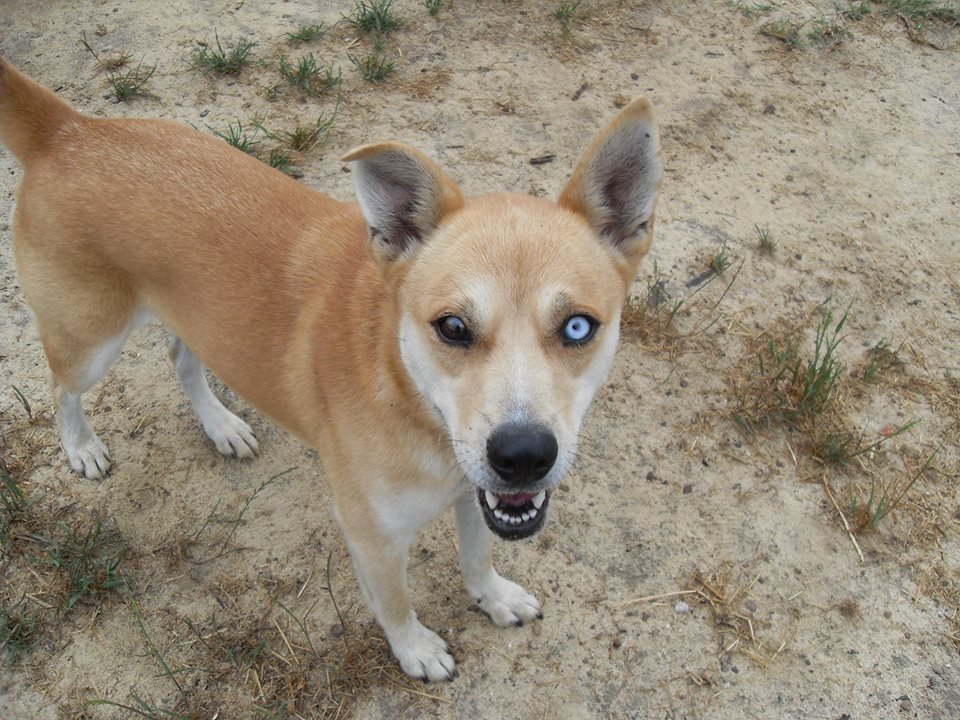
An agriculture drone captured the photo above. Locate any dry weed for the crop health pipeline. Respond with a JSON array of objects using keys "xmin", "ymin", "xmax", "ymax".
[{"xmin": 688, "ymin": 564, "xmax": 786, "ymax": 665}]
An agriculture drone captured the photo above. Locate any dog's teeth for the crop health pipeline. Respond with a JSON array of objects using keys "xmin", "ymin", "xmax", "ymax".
[
  {"xmin": 485, "ymin": 490, "xmax": 499, "ymax": 510},
  {"xmin": 494, "ymin": 508, "xmax": 505, "ymax": 521},
  {"xmin": 532, "ymin": 490, "xmax": 546, "ymax": 510},
  {"xmin": 521, "ymin": 512, "xmax": 530, "ymax": 522}
]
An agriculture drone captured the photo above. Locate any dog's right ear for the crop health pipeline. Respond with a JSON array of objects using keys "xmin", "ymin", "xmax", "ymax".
[{"xmin": 342, "ymin": 143, "xmax": 464, "ymax": 265}]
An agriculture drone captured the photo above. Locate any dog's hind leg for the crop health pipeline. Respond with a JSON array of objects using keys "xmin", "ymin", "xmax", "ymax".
[
  {"xmin": 40, "ymin": 312, "xmax": 147, "ymax": 480},
  {"xmin": 454, "ymin": 491, "xmax": 542, "ymax": 626},
  {"xmin": 170, "ymin": 339, "xmax": 258, "ymax": 459}
]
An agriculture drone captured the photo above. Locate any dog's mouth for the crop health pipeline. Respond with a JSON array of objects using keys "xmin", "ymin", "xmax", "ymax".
[{"xmin": 478, "ymin": 488, "xmax": 550, "ymax": 540}]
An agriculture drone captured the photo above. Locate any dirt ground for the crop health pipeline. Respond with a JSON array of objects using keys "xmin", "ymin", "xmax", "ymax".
[{"xmin": 1, "ymin": 1, "xmax": 958, "ymax": 718}]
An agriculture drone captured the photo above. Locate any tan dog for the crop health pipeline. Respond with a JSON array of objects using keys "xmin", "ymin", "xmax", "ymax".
[{"xmin": 0, "ymin": 57, "xmax": 661, "ymax": 680}]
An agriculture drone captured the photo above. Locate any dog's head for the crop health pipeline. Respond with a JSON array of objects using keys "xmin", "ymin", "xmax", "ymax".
[{"xmin": 344, "ymin": 98, "xmax": 661, "ymax": 540}]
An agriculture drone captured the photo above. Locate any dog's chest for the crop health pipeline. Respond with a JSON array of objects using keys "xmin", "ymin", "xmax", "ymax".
[{"xmin": 369, "ymin": 449, "xmax": 468, "ymax": 541}]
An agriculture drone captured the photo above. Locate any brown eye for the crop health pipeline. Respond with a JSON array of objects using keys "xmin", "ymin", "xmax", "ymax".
[{"xmin": 434, "ymin": 315, "xmax": 472, "ymax": 346}]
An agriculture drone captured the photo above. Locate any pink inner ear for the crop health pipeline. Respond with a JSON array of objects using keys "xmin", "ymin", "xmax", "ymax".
[{"xmin": 559, "ymin": 109, "xmax": 661, "ymax": 254}]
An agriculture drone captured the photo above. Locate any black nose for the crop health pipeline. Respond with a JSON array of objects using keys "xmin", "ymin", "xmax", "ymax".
[{"xmin": 486, "ymin": 423, "xmax": 558, "ymax": 484}]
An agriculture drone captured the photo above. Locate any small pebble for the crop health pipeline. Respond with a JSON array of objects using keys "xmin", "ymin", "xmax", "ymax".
[
  {"xmin": 682, "ymin": 483, "xmax": 693, "ymax": 494},
  {"xmin": 675, "ymin": 600, "xmax": 691, "ymax": 614},
  {"xmin": 745, "ymin": 599, "xmax": 757, "ymax": 613}
]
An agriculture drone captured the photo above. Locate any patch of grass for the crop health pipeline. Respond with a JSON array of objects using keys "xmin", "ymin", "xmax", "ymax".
[
  {"xmin": 553, "ymin": 0, "xmax": 583, "ymax": 35},
  {"xmin": 622, "ymin": 259, "xmax": 742, "ymax": 355},
  {"xmin": 688, "ymin": 564, "xmax": 780, "ymax": 664},
  {"xmin": 811, "ymin": 420, "xmax": 918, "ymax": 465},
  {"xmin": 760, "ymin": 18, "xmax": 805, "ymax": 48},
  {"xmin": 423, "ymin": 0, "xmax": 444, "ymax": 16},
  {"xmin": 881, "ymin": 0, "xmax": 960, "ymax": 22},
  {"xmin": 733, "ymin": 1, "xmax": 776, "ymax": 18},
  {"xmin": 80, "ymin": 31, "xmax": 133, "ymax": 71},
  {"xmin": 844, "ymin": 2, "xmax": 874, "ymax": 21},
  {"xmin": 267, "ymin": 148, "xmax": 292, "ymax": 174},
  {"xmin": 35, "ymin": 520, "xmax": 127, "ymax": 609},
  {"xmin": 282, "ymin": 111, "xmax": 338, "ymax": 152},
  {"xmin": 345, "ymin": 0, "xmax": 402, "ymax": 35},
  {"xmin": 11, "ymin": 385, "xmax": 31, "ymax": 419},
  {"xmin": 754, "ymin": 224, "xmax": 776, "ymax": 255},
  {"xmin": 286, "ymin": 23, "xmax": 326, "ymax": 45},
  {"xmin": 210, "ymin": 118, "xmax": 262, "ymax": 154},
  {"xmin": 278, "ymin": 54, "xmax": 342, "ymax": 95},
  {"xmin": 807, "ymin": 15, "xmax": 854, "ymax": 47},
  {"xmin": 710, "ymin": 240, "xmax": 732, "ymax": 275},
  {"xmin": 622, "ymin": 262, "xmax": 683, "ymax": 346},
  {"xmin": 846, "ymin": 447, "xmax": 938, "ymax": 532},
  {"xmin": 108, "ymin": 60, "xmax": 156, "ymax": 101},
  {"xmin": 349, "ymin": 52, "xmax": 395, "ymax": 82},
  {"xmin": 735, "ymin": 304, "xmax": 849, "ymax": 430},
  {"xmin": 0, "ymin": 600, "xmax": 37, "ymax": 662},
  {"xmin": 0, "ymin": 462, "xmax": 35, "ymax": 547},
  {"xmin": 193, "ymin": 31, "xmax": 256, "ymax": 75},
  {"xmin": 863, "ymin": 338, "xmax": 903, "ymax": 381}
]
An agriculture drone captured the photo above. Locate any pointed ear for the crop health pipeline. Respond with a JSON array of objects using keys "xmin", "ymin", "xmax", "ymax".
[
  {"xmin": 342, "ymin": 142, "xmax": 465, "ymax": 264},
  {"xmin": 558, "ymin": 97, "xmax": 662, "ymax": 268}
]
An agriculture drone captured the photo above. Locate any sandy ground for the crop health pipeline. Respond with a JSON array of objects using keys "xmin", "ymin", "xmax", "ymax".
[{"xmin": 1, "ymin": 1, "xmax": 958, "ymax": 718}]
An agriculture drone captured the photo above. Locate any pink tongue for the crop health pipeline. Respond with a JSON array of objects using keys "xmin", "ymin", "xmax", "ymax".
[{"xmin": 497, "ymin": 493, "xmax": 533, "ymax": 507}]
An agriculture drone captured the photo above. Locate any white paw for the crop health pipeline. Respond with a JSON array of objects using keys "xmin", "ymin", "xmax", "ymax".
[
  {"xmin": 64, "ymin": 434, "xmax": 112, "ymax": 480},
  {"xmin": 387, "ymin": 620, "xmax": 457, "ymax": 682},
  {"xmin": 473, "ymin": 574, "xmax": 542, "ymax": 627},
  {"xmin": 203, "ymin": 408, "xmax": 259, "ymax": 459}
]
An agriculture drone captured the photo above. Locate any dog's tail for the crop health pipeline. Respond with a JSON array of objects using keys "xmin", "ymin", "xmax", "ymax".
[{"xmin": 0, "ymin": 55, "xmax": 79, "ymax": 161}]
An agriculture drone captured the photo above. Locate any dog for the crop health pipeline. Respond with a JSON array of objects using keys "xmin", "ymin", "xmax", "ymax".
[{"xmin": 0, "ymin": 56, "xmax": 661, "ymax": 681}]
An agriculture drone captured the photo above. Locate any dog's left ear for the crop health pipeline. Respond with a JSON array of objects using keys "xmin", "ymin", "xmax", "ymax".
[
  {"xmin": 342, "ymin": 143, "xmax": 465, "ymax": 264},
  {"xmin": 559, "ymin": 97, "xmax": 662, "ymax": 272}
]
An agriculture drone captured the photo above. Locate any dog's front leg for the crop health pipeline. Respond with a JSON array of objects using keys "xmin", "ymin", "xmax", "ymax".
[
  {"xmin": 342, "ymin": 528, "xmax": 457, "ymax": 682},
  {"xmin": 454, "ymin": 491, "xmax": 542, "ymax": 626}
]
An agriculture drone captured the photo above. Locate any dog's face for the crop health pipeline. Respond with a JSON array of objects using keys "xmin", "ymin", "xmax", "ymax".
[
  {"xmin": 396, "ymin": 196, "xmax": 631, "ymax": 539},
  {"xmin": 344, "ymin": 98, "xmax": 661, "ymax": 540}
]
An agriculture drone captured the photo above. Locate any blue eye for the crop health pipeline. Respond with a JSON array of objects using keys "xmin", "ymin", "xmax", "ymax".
[{"xmin": 561, "ymin": 314, "xmax": 598, "ymax": 345}]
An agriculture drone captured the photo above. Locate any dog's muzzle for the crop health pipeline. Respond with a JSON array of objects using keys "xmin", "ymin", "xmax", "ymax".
[{"xmin": 480, "ymin": 423, "xmax": 557, "ymax": 540}]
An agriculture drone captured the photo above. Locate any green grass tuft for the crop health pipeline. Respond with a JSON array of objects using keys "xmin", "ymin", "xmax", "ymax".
[
  {"xmin": 735, "ymin": 303, "xmax": 850, "ymax": 430},
  {"xmin": 346, "ymin": 0, "xmax": 401, "ymax": 34},
  {"xmin": 286, "ymin": 23, "xmax": 326, "ymax": 45},
  {"xmin": 754, "ymin": 224, "xmax": 776, "ymax": 254},
  {"xmin": 349, "ymin": 52, "xmax": 395, "ymax": 82},
  {"xmin": 210, "ymin": 119, "xmax": 262, "ymax": 154},
  {"xmin": 193, "ymin": 31, "xmax": 256, "ymax": 75},
  {"xmin": 278, "ymin": 54, "xmax": 342, "ymax": 95},
  {"xmin": 423, "ymin": 0, "xmax": 444, "ymax": 16},
  {"xmin": 710, "ymin": 240, "xmax": 732, "ymax": 275},
  {"xmin": 35, "ymin": 521, "xmax": 126, "ymax": 609},
  {"xmin": 553, "ymin": 1, "xmax": 583, "ymax": 35},
  {"xmin": 108, "ymin": 60, "xmax": 156, "ymax": 101}
]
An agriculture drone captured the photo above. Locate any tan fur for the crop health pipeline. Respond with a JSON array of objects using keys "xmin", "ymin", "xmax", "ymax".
[{"xmin": 0, "ymin": 56, "xmax": 661, "ymax": 680}]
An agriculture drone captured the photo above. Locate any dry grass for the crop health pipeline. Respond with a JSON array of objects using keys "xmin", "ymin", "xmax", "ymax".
[
  {"xmin": 687, "ymin": 564, "xmax": 787, "ymax": 665},
  {"xmin": 82, "ymin": 591, "xmax": 441, "ymax": 718},
  {"xmin": 621, "ymin": 260, "xmax": 742, "ymax": 357}
]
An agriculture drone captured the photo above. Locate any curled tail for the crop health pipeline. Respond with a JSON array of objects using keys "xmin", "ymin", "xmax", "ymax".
[{"xmin": 0, "ymin": 55, "xmax": 79, "ymax": 161}]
